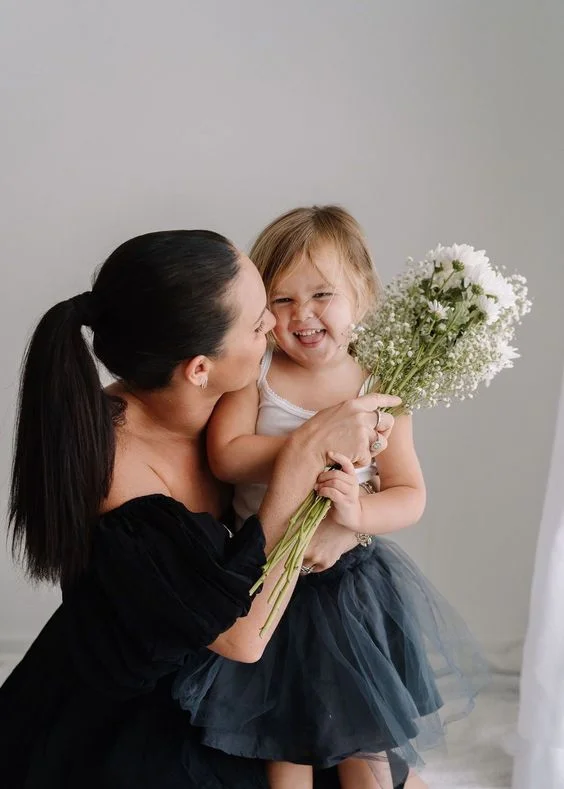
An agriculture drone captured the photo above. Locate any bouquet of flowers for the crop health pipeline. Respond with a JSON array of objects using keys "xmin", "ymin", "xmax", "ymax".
[{"xmin": 251, "ymin": 244, "xmax": 532, "ymax": 634}]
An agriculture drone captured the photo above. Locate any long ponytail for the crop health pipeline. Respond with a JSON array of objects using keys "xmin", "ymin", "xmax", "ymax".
[
  {"xmin": 9, "ymin": 230, "xmax": 241, "ymax": 584},
  {"xmin": 9, "ymin": 295, "xmax": 115, "ymax": 584}
]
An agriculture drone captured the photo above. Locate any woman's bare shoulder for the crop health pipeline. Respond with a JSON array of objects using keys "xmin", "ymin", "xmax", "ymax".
[{"xmin": 101, "ymin": 423, "xmax": 171, "ymax": 515}]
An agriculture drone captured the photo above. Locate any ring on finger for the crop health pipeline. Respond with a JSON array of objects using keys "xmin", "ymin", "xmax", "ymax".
[
  {"xmin": 300, "ymin": 564, "xmax": 315, "ymax": 575},
  {"xmin": 370, "ymin": 438, "xmax": 383, "ymax": 453},
  {"xmin": 374, "ymin": 409, "xmax": 381, "ymax": 431}
]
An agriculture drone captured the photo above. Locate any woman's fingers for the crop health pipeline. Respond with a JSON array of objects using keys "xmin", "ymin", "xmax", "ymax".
[
  {"xmin": 296, "ymin": 392, "xmax": 400, "ymax": 469},
  {"xmin": 303, "ymin": 516, "xmax": 358, "ymax": 570},
  {"xmin": 370, "ymin": 435, "xmax": 388, "ymax": 456},
  {"xmin": 375, "ymin": 411, "xmax": 394, "ymax": 436},
  {"xmin": 354, "ymin": 393, "xmax": 402, "ymax": 411}
]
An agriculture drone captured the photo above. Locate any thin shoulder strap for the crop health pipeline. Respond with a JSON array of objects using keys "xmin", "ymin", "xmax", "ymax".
[
  {"xmin": 257, "ymin": 345, "xmax": 274, "ymax": 387},
  {"xmin": 359, "ymin": 377, "xmax": 372, "ymax": 396}
]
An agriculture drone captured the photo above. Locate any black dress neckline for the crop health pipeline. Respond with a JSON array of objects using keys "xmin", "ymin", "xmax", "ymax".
[{"xmin": 100, "ymin": 493, "xmax": 192, "ymax": 518}]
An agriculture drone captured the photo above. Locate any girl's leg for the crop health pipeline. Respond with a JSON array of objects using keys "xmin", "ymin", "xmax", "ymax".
[
  {"xmin": 405, "ymin": 770, "xmax": 428, "ymax": 788},
  {"xmin": 337, "ymin": 756, "xmax": 394, "ymax": 789},
  {"xmin": 266, "ymin": 761, "xmax": 314, "ymax": 789}
]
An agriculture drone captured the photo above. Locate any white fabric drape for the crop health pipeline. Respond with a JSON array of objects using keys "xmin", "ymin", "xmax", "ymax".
[{"xmin": 513, "ymin": 367, "xmax": 564, "ymax": 788}]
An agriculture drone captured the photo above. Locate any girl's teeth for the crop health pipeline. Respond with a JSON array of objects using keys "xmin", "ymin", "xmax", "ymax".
[{"xmin": 295, "ymin": 329, "xmax": 324, "ymax": 336}]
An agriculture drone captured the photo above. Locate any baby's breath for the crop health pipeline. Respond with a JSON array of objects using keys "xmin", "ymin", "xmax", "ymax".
[{"xmin": 354, "ymin": 244, "xmax": 531, "ymax": 413}]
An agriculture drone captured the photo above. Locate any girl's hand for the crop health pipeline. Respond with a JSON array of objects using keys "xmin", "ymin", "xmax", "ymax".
[{"xmin": 315, "ymin": 452, "xmax": 361, "ymax": 530}]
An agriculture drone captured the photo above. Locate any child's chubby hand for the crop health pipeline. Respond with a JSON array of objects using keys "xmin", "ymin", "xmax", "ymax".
[{"xmin": 315, "ymin": 452, "xmax": 362, "ymax": 531}]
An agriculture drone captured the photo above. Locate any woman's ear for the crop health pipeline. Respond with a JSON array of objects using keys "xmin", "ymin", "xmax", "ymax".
[{"xmin": 181, "ymin": 355, "xmax": 213, "ymax": 389}]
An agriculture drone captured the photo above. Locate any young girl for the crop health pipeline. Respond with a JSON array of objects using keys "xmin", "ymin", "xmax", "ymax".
[{"xmin": 173, "ymin": 206, "xmax": 486, "ymax": 789}]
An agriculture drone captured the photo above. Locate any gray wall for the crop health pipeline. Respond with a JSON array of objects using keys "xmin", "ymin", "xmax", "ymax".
[{"xmin": 1, "ymin": 0, "xmax": 563, "ymax": 651}]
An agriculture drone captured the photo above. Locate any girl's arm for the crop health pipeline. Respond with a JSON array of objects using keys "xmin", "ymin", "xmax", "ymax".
[
  {"xmin": 207, "ymin": 382, "xmax": 285, "ymax": 485},
  {"xmin": 316, "ymin": 414, "xmax": 426, "ymax": 535}
]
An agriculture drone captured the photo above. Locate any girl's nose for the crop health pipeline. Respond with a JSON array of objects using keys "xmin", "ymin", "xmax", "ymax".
[{"xmin": 292, "ymin": 299, "xmax": 315, "ymax": 322}]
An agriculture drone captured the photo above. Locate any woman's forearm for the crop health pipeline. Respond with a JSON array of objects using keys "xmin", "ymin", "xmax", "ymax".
[{"xmin": 210, "ymin": 433, "xmax": 323, "ymax": 661}]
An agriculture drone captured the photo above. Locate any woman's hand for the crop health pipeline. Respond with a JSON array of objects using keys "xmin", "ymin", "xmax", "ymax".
[
  {"xmin": 293, "ymin": 393, "xmax": 401, "ymax": 468},
  {"xmin": 370, "ymin": 409, "xmax": 395, "ymax": 458},
  {"xmin": 301, "ymin": 511, "xmax": 358, "ymax": 572}
]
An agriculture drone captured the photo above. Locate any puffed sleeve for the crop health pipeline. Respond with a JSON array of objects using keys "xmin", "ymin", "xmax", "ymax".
[{"xmin": 63, "ymin": 494, "xmax": 265, "ymax": 697}]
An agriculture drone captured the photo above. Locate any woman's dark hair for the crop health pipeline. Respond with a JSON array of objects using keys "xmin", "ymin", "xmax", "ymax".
[{"xmin": 9, "ymin": 230, "xmax": 240, "ymax": 584}]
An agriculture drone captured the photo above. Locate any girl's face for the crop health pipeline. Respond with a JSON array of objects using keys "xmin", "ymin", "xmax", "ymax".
[{"xmin": 269, "ymin": 242, "xmax": 357, "ymax": 369}]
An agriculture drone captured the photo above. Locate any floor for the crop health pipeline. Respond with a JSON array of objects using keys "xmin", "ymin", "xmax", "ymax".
[{"xmin": 421, "ymin": 670, "xmax": 518, "ymax": 788}]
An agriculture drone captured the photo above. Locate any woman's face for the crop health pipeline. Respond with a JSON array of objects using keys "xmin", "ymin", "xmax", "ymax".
[{"xmin": 212, "ymin": 252, "xmax": 275, "ymax": 393}]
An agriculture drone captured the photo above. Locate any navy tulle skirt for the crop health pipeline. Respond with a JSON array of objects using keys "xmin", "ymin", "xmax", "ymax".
[{"xmin": 172, "ymin": 538, "xmax": 488, "ymax": 782}]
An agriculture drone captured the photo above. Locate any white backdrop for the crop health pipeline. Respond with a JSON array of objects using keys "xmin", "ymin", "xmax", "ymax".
[
  {"xmin": 1, "ymin": 1, "xmax": 563, "ymax": 654},
  {"xmin": 512, "ymin": 364, "xmax": 564, "ymax": 787}
]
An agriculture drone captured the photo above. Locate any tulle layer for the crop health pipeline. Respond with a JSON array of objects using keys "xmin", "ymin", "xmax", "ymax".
[{"xmin": 173, "ymin": 538, "xmax": 488, "ymax": 783}]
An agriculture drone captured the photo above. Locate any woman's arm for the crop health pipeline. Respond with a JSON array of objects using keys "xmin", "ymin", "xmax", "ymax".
[
  {"xmin": 209, "ymin": 392, "xmax": 401, "ymax": 662},
  {"xmin": 206, "ymin": 382, "xmax": 285, "ymax": 485},
  {"xmin": 208, "ymin": 432, "xmax": 318, "ymax": 661}
]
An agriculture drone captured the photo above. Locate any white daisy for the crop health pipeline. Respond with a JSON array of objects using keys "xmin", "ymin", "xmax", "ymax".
[{"xmin": 427, "ymin": 299, "xmax": 449, "ymax": 320}]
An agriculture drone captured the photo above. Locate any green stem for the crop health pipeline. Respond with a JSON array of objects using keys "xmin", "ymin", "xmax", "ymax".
[{"xmin": 257, "ymin": 496, "xmax": 332, "ymax": 635}]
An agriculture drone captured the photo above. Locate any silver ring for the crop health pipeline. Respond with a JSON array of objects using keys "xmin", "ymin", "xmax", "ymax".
[
  {"xmin": 374, "ymin": 409, "xmax": 381, "ymax": 430},
  {"xmin": 370, "ymin": 439, "xmax": 383, "ymax": 453},
  {"xmin": 300, "ymin": 565, "xmax": 315, "ymax": 575}
]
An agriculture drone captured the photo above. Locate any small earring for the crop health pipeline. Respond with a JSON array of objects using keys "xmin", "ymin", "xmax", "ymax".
[{"xmin": 200, "ymin": 376, "xmax": 208, "ymax": 390}]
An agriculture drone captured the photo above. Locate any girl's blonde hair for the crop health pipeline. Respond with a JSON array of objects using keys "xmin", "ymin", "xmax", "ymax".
[{"xmin": 250, "ymin": 205, "xmax": 381, "ymax": 320}]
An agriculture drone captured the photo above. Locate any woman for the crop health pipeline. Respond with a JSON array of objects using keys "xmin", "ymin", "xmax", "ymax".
[{"xmin": 0, "ymin": 229, "xmax": 400, "ymax": 788}]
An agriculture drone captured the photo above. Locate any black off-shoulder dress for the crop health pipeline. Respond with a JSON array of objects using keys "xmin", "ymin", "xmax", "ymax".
[{"xmin": 0, "ymin": 494, "xmax": 408, "ymax": 788}]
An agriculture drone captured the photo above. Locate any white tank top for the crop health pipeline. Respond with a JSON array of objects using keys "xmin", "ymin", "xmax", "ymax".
[{"xmin": 233, "ymin": 347, "xmax": 376, "ymax": 524}]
